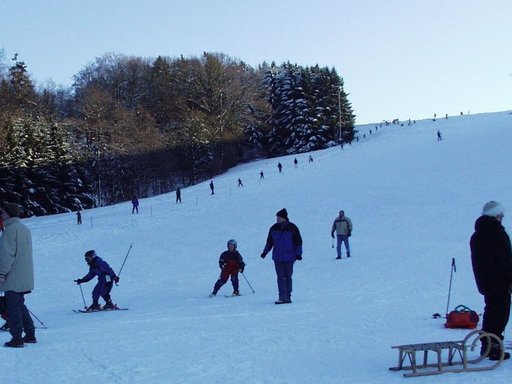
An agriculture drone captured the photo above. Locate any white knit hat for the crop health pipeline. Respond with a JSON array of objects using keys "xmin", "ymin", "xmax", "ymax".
[{"xmin": 481, "ymin": 201, "xmax": 505, "ymax": 217}]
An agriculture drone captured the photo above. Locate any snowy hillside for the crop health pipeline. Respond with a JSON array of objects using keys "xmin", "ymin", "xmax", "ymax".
[{"xmin": 4, "ymin": 110, "xmax": 512, "ymax": 383}]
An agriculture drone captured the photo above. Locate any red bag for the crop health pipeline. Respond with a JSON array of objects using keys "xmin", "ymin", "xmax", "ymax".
[{"xmin": 444, "ymin": 305, "xmax": 479, "ymax": 329}]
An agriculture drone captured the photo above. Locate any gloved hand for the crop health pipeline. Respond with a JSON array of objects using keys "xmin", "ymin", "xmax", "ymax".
[
  {"xmin": 331, "ymin": 232, "xmax": 335, "ymax": 239},
  {"xmin": 260, "ymin": 253, "xmax": 266, "ymax": 259},
  {"xmin": 114, "ymin": 276, "xmax": 120, "ymax": 284},
  {"xmin": 348, "ymin": 232, "xmax": 352, "ymax": 237},
  {"xmin": 0, "ymin": 274, "xmax": 5, "ymax": 285},
  {"xmin": 295, "ymin": 255, "xmax": 302, "ymax": 261},
  {"xmin": 220, "ymin": 263, "xmax": 226, "ymax": 270},
  {"xmin": 74, "ymin": 279, "xmax": 83, "ymax": 285}
]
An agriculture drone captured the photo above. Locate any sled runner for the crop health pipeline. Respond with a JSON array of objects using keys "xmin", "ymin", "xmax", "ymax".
[{"xmin": 389, "ymin": 330, "xmax": 505, "ymax": 377}]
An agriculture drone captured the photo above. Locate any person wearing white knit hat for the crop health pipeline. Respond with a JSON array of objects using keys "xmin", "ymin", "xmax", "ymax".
[
  {"xmin": 470, "ymin": 200, "xmax": 512, "ymax": 360},
  {"xmin": 481, "ymin": 201, "xmax": 505, "ymax": 219}
]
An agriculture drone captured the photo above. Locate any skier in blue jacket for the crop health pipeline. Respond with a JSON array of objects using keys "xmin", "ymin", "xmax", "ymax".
[
  {"xmin": 261, "ymin": 208, "xmax": 303, "ymax": 304},
  {"xmin": 75, "ymin": 250, "xmax": 119, "ymax": 311}
]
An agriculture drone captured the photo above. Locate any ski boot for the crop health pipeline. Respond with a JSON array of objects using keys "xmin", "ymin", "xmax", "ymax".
[
  {"xmin": 103, "ymin": 301, "xmax": 116, "ymax": 310},
  {"xmin": 87, "ymin": 303, "xmax": 101, "ymax": 311}
]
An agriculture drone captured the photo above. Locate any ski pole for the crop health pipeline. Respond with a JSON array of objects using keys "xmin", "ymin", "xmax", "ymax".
[
  {"xmin": 445, "ymin": 258, "xmax": 456, "ymax": 317},
  {"xmin": 240, "ymin": 272, "xmax": 255, "ymax": 293},
  {"xmin": 28, "ymin": 309, "xmax": 48, "ymax": 329},
  {"xmin": 116, "ymin": 244, "xmax": 133, "ymax": 281},
  {"xmin": 331, "ymin": 238, "xmax": 335, "ymax": 248},
  {"xmin": 78, "ymin": 283, "xmax": 87, "ymax": 309}
]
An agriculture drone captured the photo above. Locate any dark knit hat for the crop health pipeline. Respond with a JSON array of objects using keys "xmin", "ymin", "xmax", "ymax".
[
  {"xmin": 276, "ymin": 208, "xmax": 288, "ymax": 220},
  {"xmin": 1, "ymin": 202, "xmax": 20, "ymax": 217}
]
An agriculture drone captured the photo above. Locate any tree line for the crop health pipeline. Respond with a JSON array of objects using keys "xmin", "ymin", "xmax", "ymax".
[{"xmin": 0, "ymin": 50, "xmax": 355, "ymax": 216}]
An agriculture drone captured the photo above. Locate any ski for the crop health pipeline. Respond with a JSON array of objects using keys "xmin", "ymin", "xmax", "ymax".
[
  {"xmin": 225, "ymin": 294, "xmax": 241, "ymax": 298},
  {"xmin": 73, "ymin": 308, "xmax": 128, "ymax": 313}
]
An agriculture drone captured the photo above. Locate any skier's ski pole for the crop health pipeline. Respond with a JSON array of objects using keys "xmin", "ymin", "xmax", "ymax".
[
  {"xmin": 240, "ymin": 272, "xmax": 255, "ymax": 293},
  {"xmin": 28, "ymin": 309, "xmax": 48, "ymax": 329},
  {"xmin": 78, "ymin": 283, "xmax": 87, "ymax": 309},
  {"xmin": 445, "ymin": 258, "xmax": 456, "ymax": 317},
  {"xmin": 116, "ymin": 243, "xmax": 133, "ymax": 281}
]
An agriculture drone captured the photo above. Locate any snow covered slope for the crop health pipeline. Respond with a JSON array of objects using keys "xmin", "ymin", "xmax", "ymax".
[{"xmin": 4, "ymin": 110, "xmax": 512, "ymax": 383}]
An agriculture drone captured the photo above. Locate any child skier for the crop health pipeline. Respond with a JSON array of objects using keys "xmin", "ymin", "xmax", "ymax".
[
  {"xmin": 75, "ymin": 250, "xmax": 119, "ymax": 311},
  {"xmin": 210, "ymin": 240, "xmax": 245, "ymax": 296}
]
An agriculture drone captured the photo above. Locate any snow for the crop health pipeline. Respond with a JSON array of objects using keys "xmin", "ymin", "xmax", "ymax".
[{"xmin": 4, "ymin": 110, "xmax": 512, "ymax": 383}]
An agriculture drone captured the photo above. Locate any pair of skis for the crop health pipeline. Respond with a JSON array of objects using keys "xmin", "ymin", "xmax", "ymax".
[{"xmin": 73, "ymin": 307, "xmax": 128, "ymax": 313}]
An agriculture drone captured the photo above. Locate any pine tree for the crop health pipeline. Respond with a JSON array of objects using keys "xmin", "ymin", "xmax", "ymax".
[{"xmin": 9, "ymin": 54, "xmax": 37, "ymax": 114}]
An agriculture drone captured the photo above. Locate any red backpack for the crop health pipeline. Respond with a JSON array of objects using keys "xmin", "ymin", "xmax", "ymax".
[{"xmin": 445, "ymin": 305, "xmax": 479, "ymax": 329}]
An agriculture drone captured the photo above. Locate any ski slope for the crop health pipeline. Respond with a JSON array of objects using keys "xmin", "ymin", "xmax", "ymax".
[{"xmin": 4, "ymin": 110, "xmax": 512, "ymax": 383}]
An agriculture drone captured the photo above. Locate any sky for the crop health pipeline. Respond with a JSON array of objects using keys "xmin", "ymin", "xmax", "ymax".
[{"xmin": 1, "ymin": 0, "xmax": 511, "ymax": 123}]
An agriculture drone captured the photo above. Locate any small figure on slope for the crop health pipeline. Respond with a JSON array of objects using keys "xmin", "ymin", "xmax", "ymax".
[
  {"xmin": 131, "ymin": 195, "xmax": 139, "ymax": 214},
  {"xmin": 210, "ymin": 240, "xmax": 245, "ymax": 297},
  {"xmin": 75, "ymin": 250, "xmax": 119, "ymax": 311}
]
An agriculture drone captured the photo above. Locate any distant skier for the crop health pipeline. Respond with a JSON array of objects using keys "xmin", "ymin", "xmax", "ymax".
[
  {"xmin": 131, "ymin": 195, "xmax": 139, "ymax": 214},
  {"xmin": 277, "ymin": 162, "xmax": 282, "ymax": 173},
  {"xmin": 210, "ymin": 180, "xmax": 215, "ymax": 195},
  {"xmin": 331, "ymin": 210, "xmax": 353, "ymax": 259},
  {"xmin": 210, "ymin": 240, "xmax": 245, "ymax": 297},
  {"xmin": 176, "ymin": 187, "xmax": 182, "ymax": 203},
  {"xmin": 308, "ymin": 155, "xmax": 313, "ymax": 163},
  {"xmin": 260, "ymin": 171, "xmax": 264, "ymax": 179},
  {"xmin": 437, "ymin": 130, "xmax": 443, "ymax": 141},
  {"xmin": 74, "ymin": 250, "xmax": 119, "ymax": 311},
  {"xmin": 76, "ymin": 209, "xmax": 82, "ymax": 225},
  {"xmin": 238, "ymin": 178, "xmax": 244, "ymax": 187},
  {"xmin": 293, "ymin": 158, "xmax": 298, "ymax": 168}
]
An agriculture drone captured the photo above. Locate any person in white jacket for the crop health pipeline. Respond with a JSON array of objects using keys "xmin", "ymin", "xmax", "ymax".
[{"xmin": 0, "ymin": 202, "xmax": 36, "ymax": 348}]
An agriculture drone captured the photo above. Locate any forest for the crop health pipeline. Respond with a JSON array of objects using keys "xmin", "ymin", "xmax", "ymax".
[{"xmin": 0, "ymin": 50, "xmax": 355, "ymax": 217}]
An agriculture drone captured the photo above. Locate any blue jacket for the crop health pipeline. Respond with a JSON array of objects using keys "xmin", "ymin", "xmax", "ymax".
[
  {"xmin": 263, "ymin": 221, "xmax": 302, "ymax": 262},
  {"xmin": 81, "ymin": 257, "xmax": 117, "ymax": 284}
]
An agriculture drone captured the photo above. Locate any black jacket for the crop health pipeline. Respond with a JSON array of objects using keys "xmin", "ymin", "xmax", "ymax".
[{"xmin": 470, "ymin": 215, "xmax": 512, "ymax": 296}]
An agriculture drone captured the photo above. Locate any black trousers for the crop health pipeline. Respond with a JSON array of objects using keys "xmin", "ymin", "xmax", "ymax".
[
  {"xmin": 482, "ymin": 292, "xmax": 511, "ymax": 341},
  {"xmin": 5, "ymin": 291, "xmax": 35, "ymax": 341}
]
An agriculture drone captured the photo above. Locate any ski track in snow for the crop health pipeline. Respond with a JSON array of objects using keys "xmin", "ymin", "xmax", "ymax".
[{"xmin": 3, "ymin": 111, "xmax": 512, "ymax": 383}]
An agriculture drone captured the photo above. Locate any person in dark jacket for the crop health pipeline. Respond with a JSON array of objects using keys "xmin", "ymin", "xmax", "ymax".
[
  {"xmin": 210, "ymin": 240, "xmax": 245, "ymax": 296},
  {"xmin": 261, "ymin": 208, "xmax": 302, "ymax": 304},
  {"xmin": 176, "ymin": 187, "xmax": 182, "ymax": 203},
  {"xmin": 470, "ymin": 201, "xmax": 512, "ymax": 360},
  {"xmin": 75, "ymin": 250, "xmax": 119, "ymax": 311},
  {"xmin": 131, "ymin": 196, "xmax": 139, "ymax": 214}
]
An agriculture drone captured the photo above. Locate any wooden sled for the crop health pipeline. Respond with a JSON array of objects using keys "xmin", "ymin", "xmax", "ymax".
[{"xmin": 389, "ymin": 330, "xmax": 505, "ymax": 377}]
